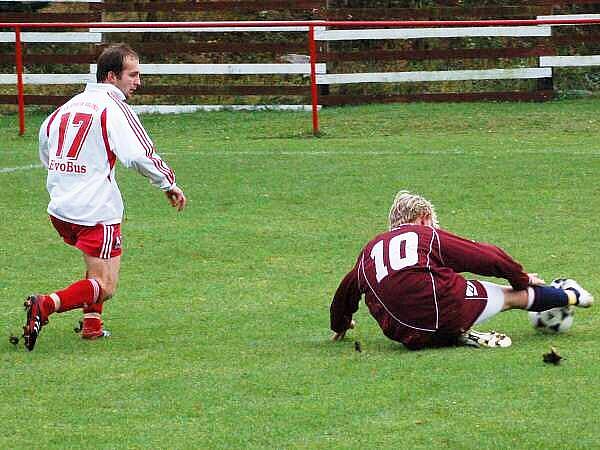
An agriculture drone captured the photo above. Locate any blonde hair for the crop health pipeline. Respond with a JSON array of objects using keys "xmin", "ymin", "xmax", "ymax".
[{"xmin": 388, "ymin": 190, "xmax": 439, "ymax": 229}]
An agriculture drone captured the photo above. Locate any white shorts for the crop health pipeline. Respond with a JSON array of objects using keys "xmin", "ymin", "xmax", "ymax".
[{"xmin": 473, "ymin": 281, "xmax": 506, "ymax": 325}]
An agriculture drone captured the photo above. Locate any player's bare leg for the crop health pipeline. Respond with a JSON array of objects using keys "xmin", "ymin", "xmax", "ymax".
[
  {"xmin": 461, "ymin": 278, "xmax": 540, "ymax": 349},
  {"xmin": 22, "ymin": 274, "xmax": 107, "ymax": 351},
  {"xmin": 500, "ymin": 288, "xmax": 529, "ymax": 309},
  {"xmin": 460, "ymin": 278, "xmax": 594, "ymax": 349},
  {"xmin": 81, "ymin": 254, "xmax": 121, "ymax": 339},
  {"xmin": 501, "ymin": 280, "xmax": 593, "ymax": 312}
]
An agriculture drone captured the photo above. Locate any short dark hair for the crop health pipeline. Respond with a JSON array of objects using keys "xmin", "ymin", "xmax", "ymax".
[{"xmin": 96, "ymin": 44, "xmax": 138, "ymax": 83}]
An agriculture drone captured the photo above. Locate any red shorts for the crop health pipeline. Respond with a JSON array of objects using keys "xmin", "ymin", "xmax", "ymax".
[{"xmin": 50, "ymin": 215, "xmax": 122, "ymax": 259}]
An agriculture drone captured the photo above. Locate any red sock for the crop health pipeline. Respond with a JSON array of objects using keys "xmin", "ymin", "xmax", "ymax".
[
  {"xmin": 83, "ymin": 301, "xmax": 103, "ymax": 315},
  {"xmin": 83, "ymin": 301, "xmax": 104, "ymax": 333},
  {"xmin": 55, "ymin": 279, "xmax": 102, "ymax": 313},
  {"xmin": 40, "ymin": 295, "xmax": 56, "ymax": 319}
]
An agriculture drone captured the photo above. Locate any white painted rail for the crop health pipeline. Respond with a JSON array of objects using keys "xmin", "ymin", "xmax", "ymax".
[
  {"xmin": 315, "ymin": 26, "xmax": 552, "ymax": 41},
  {"xmin": 0, "ymin": 31, "xmax": 102, "ymax": 43},
  {"xmin": 317, "ymin": 68, "xmax": 552, "ymax": 85},
  {"xmin": 92, "ymin": 63, "xmax": 327, "ymax": 75},
  {"xmin": 540, "ymin": 56, "xmax": 600, "ymax": 67}
]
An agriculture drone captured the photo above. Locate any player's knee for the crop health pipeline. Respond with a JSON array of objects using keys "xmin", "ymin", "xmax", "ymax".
[
  {"xmin": 101, "ymin": 284, "xmax": 116, "ymax": 302},
  {"xmin": 94, "ymin": 278, "xmax": 117, "ymax": 302},
  {"xmin": 99, "ymin": 291, "xmax": 113, "ymax": 303}
]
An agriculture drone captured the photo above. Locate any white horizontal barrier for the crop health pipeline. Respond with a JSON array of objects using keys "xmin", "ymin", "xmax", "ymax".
[
  {"xmin": 540, "ymin": 55, "xmax": 600, "ymax": 67},
  {"xmin": 0, "ymin": 62, "xmax": 327, "ymax": 84},
  {"xmin": 537, "ymin": 14, "xmax": 600, "ymax": 22},
  {"xmin": 315, "ymin": 26, "xmax": 552, "ymax": 41},
  {"xmin": 90, "ymin": 63, "xmax": 327, "ymax": 75},
  {"xmin": 132, "ymin": 105, "xmax": 319, "ymax": 114},
  {"xmin": 0, "ymin": 32, "xmax": 102, "ymax": 43},
  {"xmin": 0, "ymin": 73, "xmax": 95, "ymax": 84},
  {"xmin": 317, "ymin": 68, "xmax": 552, "ymax": 85},
  {"xmin": 1, "ymin": 68, "xmax": 551, "ymax": 85}
]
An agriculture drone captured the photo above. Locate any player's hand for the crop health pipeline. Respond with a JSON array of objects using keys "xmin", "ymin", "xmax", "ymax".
[
  {"xmin": 166, "ymin": 186, "xmax": 187, "ymax": 211},
  {"xmin": 331, "ymin": 320, "xmax": 355, "ymax": 342},
  {"xmin": 528, "ymin": 273, "xmax": 545, "ymax": 286}
]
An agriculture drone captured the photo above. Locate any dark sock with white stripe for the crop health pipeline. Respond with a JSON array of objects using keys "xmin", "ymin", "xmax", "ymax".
[{"xmin": 528, "ymin": 286, "xmax": 569, "ymax": 312}]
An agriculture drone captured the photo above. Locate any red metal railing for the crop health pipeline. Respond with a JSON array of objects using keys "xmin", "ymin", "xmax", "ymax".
[
  {"xmin": 2, "ymin": 18, "xmax": 600, "ymax": 136},
  {"xmin": 13, "ymin": 25, "xmax": 25, "ymax": 135},
  {"xmin": 308, "ymin": 25, "xmax": 320, "ymax": 135}
]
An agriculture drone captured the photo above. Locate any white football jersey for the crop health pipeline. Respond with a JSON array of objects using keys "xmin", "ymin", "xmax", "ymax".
[{"xmin": 39, "ymin": 83, "xmax": 176, "ymax": 226}]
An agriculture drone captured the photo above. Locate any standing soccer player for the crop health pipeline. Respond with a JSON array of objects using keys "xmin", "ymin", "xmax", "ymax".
[
  {"xmin": 23, "ymin": 44, "xmax": 187, "ymax": 351},
  {"xmin": 330, "ymin": 190, "xmax": 593, "ymax": 350}
]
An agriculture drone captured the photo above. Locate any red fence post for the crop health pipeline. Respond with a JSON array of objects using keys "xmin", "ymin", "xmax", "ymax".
[
  {"xmin": 15, "ymin": 25, "xmax": 26, "ymax": 136},
  {"xmin": 308, "ymin": 25, "xmax": 320, "ymax": 136}
]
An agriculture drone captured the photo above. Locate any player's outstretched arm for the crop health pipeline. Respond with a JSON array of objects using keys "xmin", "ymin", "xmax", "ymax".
[
  {"xmin": 166, "ymin": 186, "xmax": 187, "ymax": 211},
  {"xmin": 330, "ymin": 260, "xmax": 363, "ymax": 341},
  {"xmin": 331, "ymin": 320, "xmax": 355, "ymax": 342}
]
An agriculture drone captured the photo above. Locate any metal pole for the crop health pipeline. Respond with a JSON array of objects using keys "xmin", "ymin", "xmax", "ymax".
[
  {"xmin": 15, "ymin": 26, "xmax": 26, "ymax": 136},
  {"xmin": 308, "ymin": 25, "xmax": 320, "ymax": 136}
]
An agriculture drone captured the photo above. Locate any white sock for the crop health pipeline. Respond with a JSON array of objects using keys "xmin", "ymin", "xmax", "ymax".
[{"xmin": 526, "ymin": 287, "xmax": 535, "ymax": 310}]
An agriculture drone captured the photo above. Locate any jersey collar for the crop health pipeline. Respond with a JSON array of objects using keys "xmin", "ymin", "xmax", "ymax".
[{"xmin": 85, "ymin": 83, "xmax": 126, "ymax": 101}]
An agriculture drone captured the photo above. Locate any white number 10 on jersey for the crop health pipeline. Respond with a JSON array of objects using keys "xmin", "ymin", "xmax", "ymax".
[{"xmin": 370, "ymin": 232, "xmax": 419, "ymax": 282}]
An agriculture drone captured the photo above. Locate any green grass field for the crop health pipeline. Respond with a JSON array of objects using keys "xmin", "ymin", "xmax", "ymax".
[{"xmin": 1, "ymin": 100, "xmax": 599, "ymax": 449}]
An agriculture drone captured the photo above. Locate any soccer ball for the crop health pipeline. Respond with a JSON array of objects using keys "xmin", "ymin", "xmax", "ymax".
[{"xmin": 528, "ymin": 306, "xmax": 575, "ymax": 333}]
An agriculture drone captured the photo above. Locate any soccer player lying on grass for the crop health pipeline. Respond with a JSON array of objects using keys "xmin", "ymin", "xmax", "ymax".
[
  {"xmin": 330, "ymin": 190, "xmax": 593, "ymax": 350},
  {"xmin": 21, "ymin": 44, "xmax": 187, "ymax": 352}
]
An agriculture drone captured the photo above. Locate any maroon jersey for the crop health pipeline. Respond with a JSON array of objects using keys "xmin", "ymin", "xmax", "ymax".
[{"xmin": 330, "ymin": 224, "xmax": 529, "ymax": 350}]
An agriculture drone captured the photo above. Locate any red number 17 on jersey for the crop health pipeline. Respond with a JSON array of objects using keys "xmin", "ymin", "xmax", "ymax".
[{"xmin": 55, "ymin": 112, "xmax": 93, "ymax": 160}]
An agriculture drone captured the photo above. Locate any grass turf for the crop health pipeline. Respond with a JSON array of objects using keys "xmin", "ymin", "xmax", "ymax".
[{"xmin": 1, "ymin": 99, "xmax": 599, "ymax": 449}]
